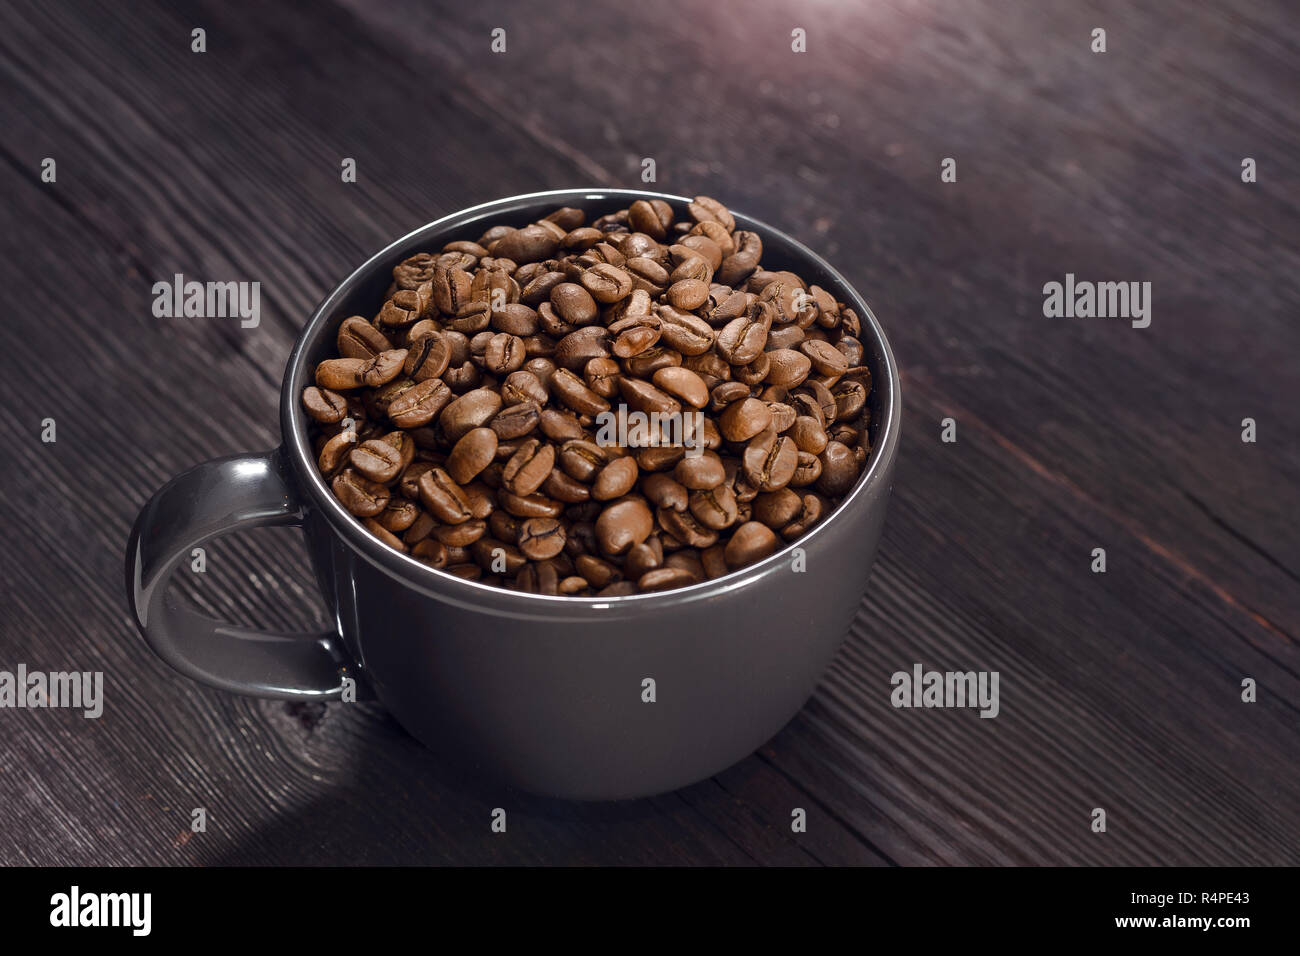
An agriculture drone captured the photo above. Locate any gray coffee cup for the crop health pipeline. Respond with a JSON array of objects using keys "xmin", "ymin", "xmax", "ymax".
[{"xmin": 126, "ymin": 189, "xmax": 901, "ymax": 800}]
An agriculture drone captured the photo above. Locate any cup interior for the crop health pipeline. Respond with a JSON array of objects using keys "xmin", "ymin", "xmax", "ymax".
[{"xmin": 281, "ymin": 188, "xmax": 900, "ymax": 607}]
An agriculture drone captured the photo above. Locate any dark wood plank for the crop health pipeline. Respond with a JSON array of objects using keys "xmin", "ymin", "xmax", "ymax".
[{"xmin": 0, "ymin": 0, "xmax": 1294, "ymax": 865}]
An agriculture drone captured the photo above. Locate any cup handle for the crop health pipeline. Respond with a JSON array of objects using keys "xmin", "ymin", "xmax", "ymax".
[{"xmin": 126, "ymin": 447, "xmax": 354, "ymax": 700}]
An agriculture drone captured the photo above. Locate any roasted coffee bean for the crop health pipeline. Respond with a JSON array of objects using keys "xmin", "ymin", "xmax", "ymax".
[
  {"xmin": 584, "ymin": 357, "xmax": 621, "ymax": 398},
  {"xmin": 490, "ymin": 399, "xmax": 541, "ymax": 439},
  {"xmin": 554, "ymin": 326, "xmax": 612, "ymax": 370},
  {"xmin": 446, "ymin": 427, "xmax": 498, "ymax": 484},
  {"xmin": 592, "ymin": 455, "xmax": 639, "ymax": 501},
  {"xmin": 781, "ymin": 493, "xmax": 826, "ymax": 540},
  {"xmin": 318, "ymin": 431, "xmax": 356, "ymax": 477},
  {"xmin": 544, "ymin": 468, "xmax": 592, "ymax": 503},
  {"xmin": 718, "ymin": 397, "xmax": 771, "ymax": 442},
  {"xmin": 403, "ymin": 332, "xmax": 452, "ymax": 382},
  {"xmin": 816, "ymin": 440, "xmax": 859, "ymax": 496},
  {"xmin": 387, "ymin": 378, "xmax": 452, "ymax": 428},
  {"xmin": 337, "ymin": 316, "xmax": 394, "ymax": 360},
  {"xmin": 502, "ymin": 370, "xmax": 548, "ymax": 406},
  {"xmin": 789, "ymin": 415, "xmax": 829, "ymax": 454},
  {"xmin": 687, "ymin": 196, "xmax": 735, "ymax": 232},
  {"xmin": 302, "ymin": 387, "xmax": 347, "ymax": 423},
  {"xmin": 434, "ymin": 519, "xmax": 487, "ymax": 548},
  {"xmin": 502, "ymin": 438, "xmax": 556, "ymax": 497},
  {"xmin": 832, "ymin": 379, "xmax": 868, "ymax": 421},
  {"xmin": 765, "ymin": 348, "xmax": 812, "ymax": 388},
  {"xmin": 376, "ymin": 285, "xmax": 434, "ymax": 327},
  {"xmin": 674, "ymin": 451, "xmax": 726, "ymax": 490},
  {"xmin": 393, "ymin": 253, "xmax": 439, "ymax": 290},
  {"xmin": 656, "ymin": 305, "xmax": 715, "ymax": 355},
  {"xmin": 580, "ymin": 263, "xmax": 633, "ymax": 303},
  {"xmin": 517, "ymin": 517, "xmax": 567, "ymax": 560},
  {"xmin": 492, "ymin": 225, "xmax": 560, "ymax": 264},
  {"xmin": 350, "ymin": 438, "xmax": 404, "ymax": 484},
  {"xmin": 550, "ymin": 282, "xmax": 599, "ymax": 325},
  {"xmin": 657, "ymin": 505, "xmax": 719, "ymax": 548},
  {"xmin": 742, "ymin": 430, "xmax": 798, "ymax": 492},
  {"xmin": 417, "ymin": 468, "xmax": 474, "ymax": 524},
  {"xmin": 666, "ymin": 278, "xmax": 710, "ymax": 311},
  {"xmin": 316, "ymin": 349, "xmax": 406, "ymax": 390},
  {"xmin": 689, "ymin": 484, "xmax": 739, "ymax": 530},
  {"xmin": 801, "ymin": 339, "xmax": 850, "ymax": 378},
  {"xmin": 650, "ymin": 366, "xmax": 708, "ymax": 409},
  {"xmin": 716, "ymin": 230, "xmax": 761, "ymax": 286},
  {"xmin": 559, "ymin": 439, "xmax": 608, "ymax": 482},
  {"xmin": 595, "ymin": 498, "xmax": 655, "ymax": 555},
  {"xmin": 752, "ymin": 488, "xmax": 803, "ymax": 528},
  {"xmin": 304, "ymin": 197, "xmax": 874, "ymax": 594},
  {"xmin": 440, "ymin": 387, "xmax": 503, "ymax": 443},
  {"xmin": 499, "ymin": 489, "xmax": 564, "ymax": 519},
  {"xmin": 333, "ymin": 468, "xmax": 390, "ymax": 517},
  {"xmin": 550, "ymin": 368, "xmax": 610, "ymax": 416},
  {"xmin": 724, "ymin": 521, "xmax": 780, "ymax": 569},
  {"xmin": 484, "ymin": 332, "xmax": 526, "ymax": 374}
]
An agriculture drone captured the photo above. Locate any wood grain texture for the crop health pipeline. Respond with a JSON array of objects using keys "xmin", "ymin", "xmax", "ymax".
[{"xmin": 0, "ymin": 0, "xmax": 1295, "ymax": 865}]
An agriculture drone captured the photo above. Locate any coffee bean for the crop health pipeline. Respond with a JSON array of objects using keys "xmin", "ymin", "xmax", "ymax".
[
  {"xmin": 550, "ymin": 368, "xmax": 610, "ymax": 416},
  {"xmin": 502, "ymin": 438, "xmax": 556, "ymax": 497},
  {"xmin": 716, "ymin": 306, "xmax": 770, "ymax": 365},
  {"xmin": 446, "ymin": 427, "xmax": 498, "ymax": 484},
  {"xmin": 387, "ymin": 378, "xmax": 452, "ymax": 428},
  {"xmin": 434, "ymin": 519, "xmax": 487, "ymax": 548},
  {"xmin": 666, "ymin": 278, "xmax": 710, "ymax": 311},
  {"xmin": 687, "ymin": 195, "xmax": 735, "ymax": 233},
  {"xmin": 499, "ymin": 489, "xmax": 564, "ymax": 519},
  {"xmin": 674, "ymin": 451, "xmax": 726, "ymax": 490},
  {"xmin": 655, "ymin": 305, "xmax": 715, "ymax": 355},
  {"xmin": 752, "ymin": 488, "xmax": 803, "ymax": 528},
  {"xmin": 781, "ymin": 493, "xmax": 826, "ymax": 541},
  {"xmin": 517, "ymin": 517, "xmax": 567, "ymax": 560},
  {"xmin": 554, "ymin": 326, "xmax": 612, "ymax": 370},
  {"xmin": 723, "ymin": 521, "xmax": 779, "ymax": 569},
  {"xmin": 657, "ymin": 506, "xmax": 719, "ymax": 548},
  {"xmin": 592, "ymin": 455, "xmax": 639, "ymax": 501},
  {"xmin": 492, "ymin": 225, "xmax": 560, "ymax": 264},
  {"xmin": 580, "ymin": 263, "xmax": 633, "ymax": 303},
  {"xmin": 333, "ymin": 468, "xmax": 390, "ymax": 517},
  {"xmin": 417, "ymin": 468, "xmax": 474, "ymax": 524},
  {"xmin": 742, "ymin": 430, "xmax": 798, "ymax": 492},
  {"xmin": 718, "ymin": 397, "xmax": 772, "ymax": 442},
  {"xmin": 440, "ymin": 387, "xmax": 503, "ymax": 443},
  {"xmin": 628, "ymin": 199, "xmax": 674, "ymax": 240},
  {"xmin": 490, "ymin": 399, "xmax": 541, "ymax": 439},
  {"xmin": 689, "ymin": 484, "xmax": 739, "ymax": 530},
  {"xmin": 816, "ymin": 440, "xmax": 859, "ymax": 496},
  {"xmin": 337, "ymin": 316, "xmax": 394, "ymax": 360},
  {"xmin": 716, "ymin": 230, "xmax": 761, "ymax": 286},
  {"xmin": 595, "ymin": 499, "xmax": 654, "ymax": 555},
  {"xmin": 801, "ymin": 339, "xmax": 850, "ymax": 378},
  {"xmin": 302, "ymin": 386, "xmax": 347, "ymax": 423},
  {"xmin": 350, "ymin": 438, "xmax": 404, "ymax": 484},
  {"xmin": 305, "ymin": 197, "xmax": 874, "ymax": 594}
]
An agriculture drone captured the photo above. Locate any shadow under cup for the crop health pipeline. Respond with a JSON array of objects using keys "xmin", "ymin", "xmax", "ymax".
[{"xmin": 148, "ymin": 188, "xmax": 901, "ymax": 801}]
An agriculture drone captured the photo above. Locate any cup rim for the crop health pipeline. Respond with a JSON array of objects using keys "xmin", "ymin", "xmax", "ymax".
[{"xmin": 281, "ymin": 187, "xmax": 901, "ymax": 612}]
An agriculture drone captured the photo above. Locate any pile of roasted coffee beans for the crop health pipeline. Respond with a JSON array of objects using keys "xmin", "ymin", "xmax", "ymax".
[{"xmin": 303, "ymin": 196, "xmax": 873, "ymax": 596}]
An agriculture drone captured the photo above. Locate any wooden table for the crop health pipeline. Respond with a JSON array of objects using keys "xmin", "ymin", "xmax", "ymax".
[{"xmin": 1, "ymin": 0, "xmax": 1295, "ymax": 865}]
